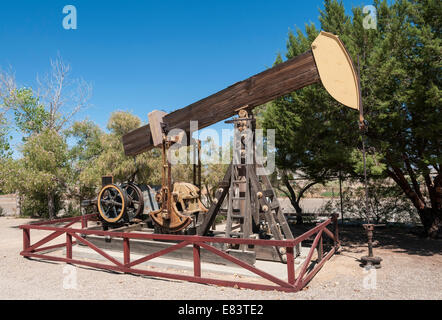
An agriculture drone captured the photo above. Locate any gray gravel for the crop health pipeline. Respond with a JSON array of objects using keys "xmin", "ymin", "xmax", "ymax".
[{"xmin": 0, "ymin": 217, "xmax": 440, "ymax": 300}]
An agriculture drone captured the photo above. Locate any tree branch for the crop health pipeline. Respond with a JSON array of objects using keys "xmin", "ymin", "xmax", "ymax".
[
  {"xmin": 386, "ymin": 166, "xmax": 426, "ymax": 210},
  {"xmin": 403, "ymin": 153, "xmax": 424, "ymax": 201},
  {"xmin": 297, "ymin": 180, "xmax": 319, "ymax": 203}
]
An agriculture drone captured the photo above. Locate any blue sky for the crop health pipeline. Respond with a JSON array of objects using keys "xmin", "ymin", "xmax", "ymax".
[{"xmin": 0, "ymin": 0, "xmax": 366, "ymax": 153}]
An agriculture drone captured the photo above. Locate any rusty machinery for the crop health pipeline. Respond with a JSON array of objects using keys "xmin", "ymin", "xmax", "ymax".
[
  {"xmin": 360, "ymin": 224, "xmax": 383, "ymax": 268},
  {"xmin": 148, "ymin": 127, "xmax": 207, "ymax": 233},
  {"xmin": 86, "ymin": 32, "xmax": 362, "ymax": 260},
  {"xmin": 93, "ymin": 135, "xmax": 206, "ymax": 234},
  {"xmin": 93, "ymin": 176, "xmax": 150, "ymax": 228}
]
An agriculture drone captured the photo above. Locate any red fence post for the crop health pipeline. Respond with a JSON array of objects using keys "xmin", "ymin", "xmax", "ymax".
[
  {"xmin": 193, "ymin": 243, "xmax": 201, "ymax": 277},
  {"xmin": 23, "ymin": 228, "xmax": 30, "ymax": 251},
  {"xmin": 124, "ymin": 238, "xmax": 130, "ymax": 266},
  {"xmin": 286, "ymin": 246, "xmax": 295, "ymax": 285},
  {"xmin": 316, "ymin": 222, "xmax": 324, "ymax": 262},
  {"xmin": 66, "ymin": 233, "xmax": 72, "ymax": 259},
  {"xmin": 332, "ymin": 214, "xmax": 340, "ymax": 248}
]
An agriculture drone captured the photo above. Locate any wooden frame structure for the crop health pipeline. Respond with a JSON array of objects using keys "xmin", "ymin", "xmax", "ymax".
[{"xmin": 195, "ymin": 110, "xmax": 300, "ymax": 260}]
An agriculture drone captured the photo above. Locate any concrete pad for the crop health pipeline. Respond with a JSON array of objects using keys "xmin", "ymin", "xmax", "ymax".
[
  {"xmin": 80, "ymin": 235, "xmax": 256, "ymax": 266},
  {"xmin": 63, "ymin": 244, "xmax": 312, "ymax": 279}
]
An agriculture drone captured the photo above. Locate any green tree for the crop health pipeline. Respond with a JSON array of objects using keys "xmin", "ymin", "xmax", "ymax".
[
  {"xmin": 0, "ymin": 68, "xmax": 14, "ymax": 159},
  {"xmin": 260, "ymin": 22, "xmax": 359, "ymax": 221},
  {"xmin": 3, "ymin": 129, "xmax": 70, "ymax": 219},
  {"xmin": 261, "ymin": 0, "xmax": 441, "ymax": 236},
  {"xmin": 76, "ymin": 111, "xmax": 162, "ymax": 191},
  {"xmin": 4, "ymin": 88, "xmax": 50, "ymax": 139},
  {"xmin": 0, "ymin": 113, "xmax": 11, "ymax": 161},
  {"xmin": 0, "ymin": 57, "xmax": 91, "ymax": 217},
  {"xmin": 66, "ymin": 119, "xmax": 104, "ymax": 201},
  {"xmin": 364, "ymin": 0, "xmax": 441, "ymax": 237},
  {"xmin": 199, "ymin": 137, "xmax": 231, "ymax": 206}
]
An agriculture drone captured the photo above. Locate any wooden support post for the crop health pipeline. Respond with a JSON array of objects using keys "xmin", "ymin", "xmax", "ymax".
[
  {"xmin": 286, "ymin": 246, "xmax": 295, "ymax": 285},
  {"xmin": 66, "ymin": 233, "xmax": 72, "ymax": 259},
  {"xmin": 23, "ymin": 228, "xmax": 30, "ymax": 251},
  {"xmin": 197, "ymin": 140, "xmax": 201, "ymax": 190},
  {"xmin": 193, "ymin": 244, "xmax": 201, "ymax": 277},
  {"xmin": 225, "ymin": 161, "xmax": 237, "ymax": 241},
  {"xmin": 242, "ymin": 164, "xmax": 252, "ymax": 251},
  {"xmin": 123, "ymin": 238, "xmax": 130, "ymax": 266}
]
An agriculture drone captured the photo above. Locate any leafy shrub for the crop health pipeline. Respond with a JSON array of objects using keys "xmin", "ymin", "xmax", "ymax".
[{"xmin": 20, "ymin": 192, "xmax": 64, "ymax": 218}]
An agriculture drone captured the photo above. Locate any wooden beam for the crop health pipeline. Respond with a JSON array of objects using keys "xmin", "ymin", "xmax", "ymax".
[
  {"xmin": 148, "ymin": 110, "xmax": 167, "ymax": 147},
  {"xmin": 197, "ymin": 164, "xmax": 232, "ymax": 236},
  {"xmin": 122, "ymin": 50, "xmax": 320, "ymax": 156}
]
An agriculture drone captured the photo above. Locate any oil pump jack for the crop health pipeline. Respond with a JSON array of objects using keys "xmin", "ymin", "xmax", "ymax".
[{"xmin": 93, "ymin": 31, "xmax": 362, "ymax": 262}]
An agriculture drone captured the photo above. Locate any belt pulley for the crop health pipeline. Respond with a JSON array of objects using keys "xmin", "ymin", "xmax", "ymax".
[{"xmin": 97, "ymin": 182, "xmax": 145, "ymax": 224}]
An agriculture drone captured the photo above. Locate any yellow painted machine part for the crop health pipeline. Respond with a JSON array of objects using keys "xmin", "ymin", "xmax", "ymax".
[
  {"xmin": 311, "ymin": 31, "xmax": 361, "ymax": 111},
  {"xmin": 98, "ymin": 184, "xmax": 126, "ymax": 223}
]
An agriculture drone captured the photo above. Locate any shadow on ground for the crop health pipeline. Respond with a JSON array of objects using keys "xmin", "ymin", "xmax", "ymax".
[
  {"xmin": 290, "ymin": 222, "xmax": 441, "ymax": 257},
  {"xmin": 341, "ymin": 225, "xmax": 441, "ymax": 257}
]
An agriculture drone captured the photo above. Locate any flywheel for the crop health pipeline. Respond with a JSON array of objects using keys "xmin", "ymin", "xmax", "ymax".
[
  {"xmin": 121, "ymin": 182, "xmax": 144, "ymax": 220},
  {"xmin": 97, "ymin": 184, "xmax": 128, "ymax": 224}
]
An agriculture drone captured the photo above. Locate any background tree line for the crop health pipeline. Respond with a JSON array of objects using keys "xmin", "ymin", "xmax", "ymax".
[{"xmin": 0, "ymin": 57, "xmax": 225, "ymax": 219}]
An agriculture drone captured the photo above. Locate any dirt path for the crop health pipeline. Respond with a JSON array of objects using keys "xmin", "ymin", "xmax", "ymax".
[{"xmin": 0, "ymin": 217, "xmax": 440, "ymax": 300}]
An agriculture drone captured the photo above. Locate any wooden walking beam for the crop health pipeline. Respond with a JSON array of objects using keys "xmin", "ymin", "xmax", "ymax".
[
  {"xmin": 122, "ymin": 31, "xmax": 360, "ymax": 156},
  {"xmin": 123, "ymin": 51, "xmax": 319, "ymax": 156}
]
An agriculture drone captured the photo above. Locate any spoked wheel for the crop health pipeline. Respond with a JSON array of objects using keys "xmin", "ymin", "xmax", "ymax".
[
  {"xmin": 97, "ymin": 184, "xmax": 128, "ymax": 224},
  {"xmin": 121, "ymin": 182, "xmax": 144, "ymax": 220}
]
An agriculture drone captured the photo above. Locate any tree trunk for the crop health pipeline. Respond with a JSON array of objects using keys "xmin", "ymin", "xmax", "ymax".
[
  {"xmin": 424, "ymin": 174, "xmax": 442, "ymax": 238},
  {"xmin": 387, "ymin": 168, "xmax": 441, "ymax": 238},
  {"xmin": 282, "ymin": 175, "xmax": 319, "ymax": 225},
  {"xmin": 282, "ymin": 177, "xmax": 304, "ymax": 224},
  {"xmin": 48, "ymin": 191, "xmax": 55, "ymax": 220},
  {"xmin": 293, "ymin": 200, "xmax": 304, "ymax": 225},
  {"xmin": 417, "ymin": 208, "xmax": 442, "ymax": 239},
  {"xmin": 419, "ymin": 173, "xmax": 442, "ymax": 238}
]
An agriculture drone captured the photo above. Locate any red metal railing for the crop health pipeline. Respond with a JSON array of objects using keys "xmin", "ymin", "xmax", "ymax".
[{"xmin": 19, "ymin": 214, "xmax": 339, "ymax": 292}]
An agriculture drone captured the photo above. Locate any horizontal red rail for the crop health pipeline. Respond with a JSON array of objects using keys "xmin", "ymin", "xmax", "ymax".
[
  {"xmin": 21, "ymin": 224, "xmax": 301, "ymax": 247},
  {"xmin": 27, "ymin": 214, "xmax": 97, "ymax": 226},
  {"xmin": 19, "ymin": 213, "xmax": 339, "ymax": 292}
]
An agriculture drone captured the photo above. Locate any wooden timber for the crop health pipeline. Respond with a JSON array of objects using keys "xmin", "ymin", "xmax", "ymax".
[{"xmin": 122, "ymin": 50, "xmax": 320, "ymax": 156}]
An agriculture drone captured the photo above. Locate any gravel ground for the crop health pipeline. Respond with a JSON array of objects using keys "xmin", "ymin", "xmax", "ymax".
[{"xmin": 0, "ymin": 216, "xmax": 441, "ymax": 300}]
